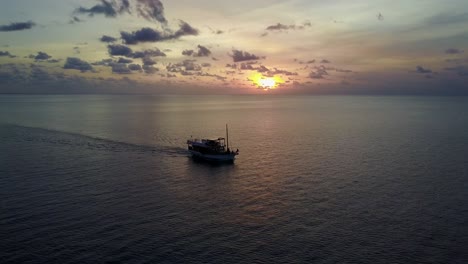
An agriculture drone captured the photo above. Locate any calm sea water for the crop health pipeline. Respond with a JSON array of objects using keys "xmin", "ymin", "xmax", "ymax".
[{"xmin": 1, "ymin": 95, "xmax": 468, "ymax": 263}]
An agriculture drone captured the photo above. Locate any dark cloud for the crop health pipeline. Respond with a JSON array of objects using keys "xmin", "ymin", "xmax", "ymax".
[
  {"xmin": 131, "ymin": 48, "xmax": 166, "ymax": 58},
  {"xmin": 128, "ymin": 64, "xmax": 142, "ymax": 71},
  {"xmin": 121, "ymin": 27, "xmax": 163, "ymax": 44},
  {"xmin": 0, "ymin": 51, "xmax": 16, "ymax": 58},
  {"xmin": 240, "ymin": 63, "xmax": 254, "ymax": 70},
  {"xmin": 167, "ymin": 60, "xmax": 201, "ymax": 73},
  {"xmin": 69, "ymin": 16, "xmax": 83, "ymax": 24},
  {"xmin": 226, "ymin": 64, "xmax": 237, "ymax": 69},
  {"xmin": 111, "ymin": 63, "xmax": 132, "ymax": 74},
  {"xmin": 266, "ymin": 21, "xmax": 312, "ymax": 31},
  {"xmin": 47, "ymin": 59, "xmax": 61, "ymax": 63},
  {"xmin": 201, "ymin": 63, "xmax": 211, "ymax": 67},
  {"xmin": 320, "ymin": 59, "xmax": 331, "ymax": 63},
  {"xmin": 91, "ymin": 58, "xmax": 115, "ymax": 66},
  {"xmin": 120, "ymin": 22, "xmax": 198, "ymax": 45},
  {"xmin": 100, "ymin": 35, "xmax": 118, "ymax": 43},
  {"xmin": 194, "ymin": 45, "xmax": 211, "ymax": 57},
  {"xmin": 309, "ymin": 66, "xmax": 329, "ymax": 79},
  {"xmin": 269, "ymin": 68, "xmax": 298, "ymax": 76},
  {"xmin": 182, "ymin": 50, "xmax": 194, "ymax": 56},
  {"xmin": 118, "ymin": 57, "xmax": 133, "ymax": 63},
  {"xmin": 108, "ymin": 44, "xmax": 133, "ymax": 56},
  {"xmin": 416, "ymin": 66, "xmax": 432, "ymax": 74},
  {"xmin": 207, "ymin": 27, "xmax": 224, "ymax": 35},
  {"xmin": 142, "ymin": 56, "xmax": 156, "ymax": 65},
  {"xmin": 266, "ymin": 23, "xmax": 294, "ymax": 30},
  {"xmin": 143, "ymin": 65, "xmax": 159, "ymax": 74},
  {"xmin": 445, "ymin": 48, "xmax": 464, "ymax": 54},
  {"xmin": 64, "ymin": 57, "xmax": 94, "ymax": 72},
  {"xmin": 174, "ymin": 21, "xmax": 199, "ymax": 37},
  {"xmin": 230, "ymin": 49, "xmax": 262, "ymax": 62},
  {"xmin": 256, "ymin": 65, "xmax": 269, "ymax": 73},
  {"xmin": 182, "ymin": 45, "xmax": 211, "ymax": 57},
  {"xmin": 34, "ymin": 52, "xmax": 52, "ymax": 61},
  {"xmin": 135, "ymin": 0, "xmax": 167, "ymax": 23},
  {"xmin": 76, "ymin": 0, "xmax": 130, "ymax": 17},
  {"xmin": 0, "ymin": 21, "xmax": 36, "ymax": 32},
  {"xmin": 76, "ymin": 0, "xmax": 167, "ymax": 23}
]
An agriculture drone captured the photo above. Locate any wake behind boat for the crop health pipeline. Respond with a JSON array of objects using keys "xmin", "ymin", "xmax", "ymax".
[{"xmin": 187, "ymin": 125, "xmax": 239, "ymax": 162}]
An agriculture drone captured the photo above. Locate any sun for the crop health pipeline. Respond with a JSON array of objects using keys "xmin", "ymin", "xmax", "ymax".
[
  {"xmin": 250, "ymin": 73, "xmax": 285, "ymax": 90},
  {"xmin": 259, "ymin": 78, "xmax": 276, "ymax": 89}
]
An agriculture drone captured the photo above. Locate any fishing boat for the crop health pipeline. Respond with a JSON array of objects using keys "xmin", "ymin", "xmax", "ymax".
[{"xmin": 187, "ymin": 124, "xmax": 239, "ymax": 162}]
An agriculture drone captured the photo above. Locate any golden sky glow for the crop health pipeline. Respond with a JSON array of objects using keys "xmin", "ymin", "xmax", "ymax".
[{"xmin": 0, "ymin": 0, "xmax": 468, "ymax": 94}]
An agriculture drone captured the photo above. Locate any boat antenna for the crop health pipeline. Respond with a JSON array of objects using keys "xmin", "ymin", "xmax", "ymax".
[{"xmin": 226, "ymin": 124, "xmax": 229, "ymax": 150}]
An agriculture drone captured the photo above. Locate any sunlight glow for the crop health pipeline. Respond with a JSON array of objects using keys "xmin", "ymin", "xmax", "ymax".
[{"xmin": 250, "ymin": 73, "xmax": 285, "ymax": 90}]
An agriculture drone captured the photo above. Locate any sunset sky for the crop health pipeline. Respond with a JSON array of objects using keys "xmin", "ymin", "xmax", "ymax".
[{"xmin": 1, "ymin": 0, "xmax": 467, "ymax": 94}]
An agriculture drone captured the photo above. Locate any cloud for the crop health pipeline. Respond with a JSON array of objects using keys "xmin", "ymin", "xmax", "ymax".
[
  {"xmin": 135, "ymin": 0, "xmax": 167, "ymax": 24},
  {"xmin": 256, "ymin": 65, "xmax": 269, "ymax": 73},
  {"xmin": 320, "ymin": 59, "xmax": 331, "ymax": 64},
  {"xmin": 269, "ymin": 68, "xmax": 298, "ymax": 76},
  {"xmin": 416, "ymin": 66, "xmax": 432, "ymax": 74},
  {"xmin": 63, "ymin": 57, "xmax": 94, "ymax": 72},
  {"xmin": 121, "ymin": 27, "xmax": 163, "ymax": 44},
  {"xmin": 266, "ymin": 23, "xmax": 294, "ymax": 31},
  {"xmin": 118, "ymin": 57, "xmax": 133, "ymax": 63},
  {"xmin": 142, "ymin": 56, "xmax": 156, "ymax": 65},
  {"xmin": 69, "ymin": 16, "xmax": 84, "ymax": 24},
  {"xmin": 309, "ymin": 66, "xmax": 329, "ymax": 79},
  {"xmin": 111, "ymin": 63, "xmax": 132, "ymax": 74},
  {"xmin": 76, "ymin": 0, "xmax": 167, "ymax": 23},
  {"xmin": 265, "ymin": 21, "xmax": 311, "ymax": 31},
  {"xmin": 445, "ymin": 48, "xmax": 464, "ymax": 54},
  {"xmin": 182, "ymin": 49, "xmax": 194, "ymax": 56},
  {"xmin": 100, "ymin": 35, "xmax": 118, "ymax": 43},
  {"xmin": 0, "ymin": 51, "xmax": 16, "ymax": 58},
  {"xmin": 166, "ymin": 60, "xmax": 202, "ymax": 73},
  {"xmin": 0, "ymin": 21, "xmax": 36, "ymax": 32},
  {"xmin": 174, "ymin": 21, "xmax": 199, "ymax": 38},
  {"xmin": 91, "ymin": 58, "xmax": 115, "ymax": 66},
  {"xmin": 182, "ymin": 45, "xmax": 212, "ymax": 57},
  {"xmin": 128, "ymin": 64, "xmax": 142, "ymax": 71},
  {"xmin": 240, "ymin": 63, "xmax": 254, "ymax": 70},
  {"xmin": 131, "ymin": 48, "xmax": 166, "ymax": 58},
  {"xmin": 194, "ymin": 45, "xmax": 211, "ymax": 57},
  {"xmin": 120, "ymin": 21, "xmax": 198, "ymax": 44},
  {"xmin": 76, "ymin": 0, "xmax": 130, "ymax": 17},
  {"xmin": 108, "ymin": 44, "xmax": 133, "ymax": 56},
  {"xmin": 34, "ymin": 52, "xmax": 52, "ymax": 61},
  {"xmin": 230, "ymin": 49, "xmax": 262, "ymax": 62},
  {"xmin": 143, "ymin": 65, "xmax": 159, "ymax": 74}
]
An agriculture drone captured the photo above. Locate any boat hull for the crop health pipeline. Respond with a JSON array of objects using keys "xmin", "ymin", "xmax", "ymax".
[{"xmin": 189, "ymin": 150, "xmax": 237, "ymax": 162}]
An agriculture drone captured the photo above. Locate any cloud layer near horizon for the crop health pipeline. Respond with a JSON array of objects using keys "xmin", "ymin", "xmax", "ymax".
[{"xmin": 1, "ymin": 0, "xmax": 468, "ymax": 94}]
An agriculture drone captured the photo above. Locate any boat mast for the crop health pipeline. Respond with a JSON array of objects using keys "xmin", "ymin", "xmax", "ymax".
[{"xmin": 226, "ymin": 124, "xmax": 229, "ymax": 150}]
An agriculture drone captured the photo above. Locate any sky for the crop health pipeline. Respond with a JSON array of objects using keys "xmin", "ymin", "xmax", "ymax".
[{"xmin": 0, "ymin": 0, "xmax": 467, "ymax": 94}]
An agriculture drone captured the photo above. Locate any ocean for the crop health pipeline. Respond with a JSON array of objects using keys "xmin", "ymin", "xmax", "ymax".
[{"xmin": 1, "ymin": 95, "xmax": 467, "ymax": 263}]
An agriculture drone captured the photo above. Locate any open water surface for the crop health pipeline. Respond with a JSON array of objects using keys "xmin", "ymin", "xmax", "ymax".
[{"xmin": 1, "ymin": 95, "xmax": 468, "ymax": 263}]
